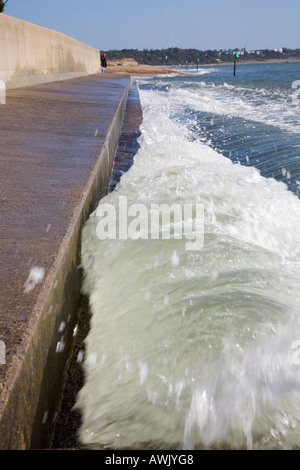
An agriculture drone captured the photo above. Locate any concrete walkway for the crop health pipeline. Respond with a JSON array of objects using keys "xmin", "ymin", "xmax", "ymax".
[{"xmin": 0, "ymin": 73, "xmax": 135, "ymax": 449}]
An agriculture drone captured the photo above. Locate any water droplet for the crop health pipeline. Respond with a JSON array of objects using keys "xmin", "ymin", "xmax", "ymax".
[
  {"xmin": 24, "ymin": 266, "xmax": 45, "ymax": 294},
  {"xmin": 58, "ymin": 322, "xmax": 66, "ymax": 333},
  {"xmin": 77, "ymin": 350, "xmax": 84, "ymax": 363},
  {"xmin": 42, "ymin": 411, "xmax": 49, "ymax": 424},
  {"xmin": 56, "ymin": 339, "xmax": 65, "ymax": 353}
]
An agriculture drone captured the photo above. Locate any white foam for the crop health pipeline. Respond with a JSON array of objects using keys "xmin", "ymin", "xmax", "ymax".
[
  {"xmin": 76, "ymin": 81, "xmax": 300, "ymax": 450},
  {"xmin": 161, "ymin": 81, "xmax": 300, "ymax": 134}
]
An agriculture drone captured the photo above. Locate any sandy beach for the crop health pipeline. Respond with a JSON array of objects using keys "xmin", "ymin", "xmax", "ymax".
[{"xmin": 105, "ymin": 64, "xmax": 174, "ymax": 75}]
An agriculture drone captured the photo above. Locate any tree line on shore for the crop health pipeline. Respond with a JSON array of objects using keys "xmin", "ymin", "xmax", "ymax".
[{"xmin": 105, "ymin": 47, "xmax": 300, "ymax": 66}]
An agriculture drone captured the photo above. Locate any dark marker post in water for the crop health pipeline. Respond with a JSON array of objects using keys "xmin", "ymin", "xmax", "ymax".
[{"xmin": 233, "ymin": 51, "xmax": 239, "ymax": 76}]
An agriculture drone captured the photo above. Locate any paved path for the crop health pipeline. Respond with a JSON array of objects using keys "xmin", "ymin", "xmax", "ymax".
[
  {"xmin": 0, "ymin": 73, "xmax": 132, "ymax": 448},
  {"xmin": 51, "ymin": 79, "xmax": 143, "ymax": 450}
]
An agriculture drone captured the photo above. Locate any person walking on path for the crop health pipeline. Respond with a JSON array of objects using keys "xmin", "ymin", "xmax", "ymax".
[{"xmin": 101, "ymin": 53, "xmax": 107, "ymax": 73}]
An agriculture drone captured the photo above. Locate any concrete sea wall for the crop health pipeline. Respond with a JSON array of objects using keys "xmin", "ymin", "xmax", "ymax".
[
  {"xmin": 0, "ymin": 14, "xmax": 101, "ymax": 88},
  {"xmin": 0, "ymin": 74, "xmax": 132, "ymax": 450},
  {"xmin": 0, "ymin": 14, "xmax": 139, "ymax": 450}
]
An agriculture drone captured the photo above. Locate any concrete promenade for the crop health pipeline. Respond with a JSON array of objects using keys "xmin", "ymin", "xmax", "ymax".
[{"xmin": 0, "ymin": 73, "xmax": 136, "ymax": 449}]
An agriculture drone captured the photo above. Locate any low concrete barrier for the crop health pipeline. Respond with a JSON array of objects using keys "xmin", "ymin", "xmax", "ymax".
[{"xmin": 0, "ymin": 14, "xmax": 101, "ymax": 88}]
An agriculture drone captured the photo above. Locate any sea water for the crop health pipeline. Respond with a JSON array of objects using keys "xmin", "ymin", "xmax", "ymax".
[{"xmin": 75, "ymin": 62, "xmax": 300, "ymax": 450}]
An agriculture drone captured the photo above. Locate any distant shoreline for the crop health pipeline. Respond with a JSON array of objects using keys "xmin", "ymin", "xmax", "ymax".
[
  {"xmin": 105, "ymin": 58, "xmax": 300, "ymax": 75},
  {"xmin": 203, "ymin": 58, "xmax": 300, "ymax": 66}
]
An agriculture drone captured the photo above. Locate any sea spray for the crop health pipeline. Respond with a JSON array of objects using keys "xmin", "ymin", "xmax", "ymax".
[{"xmin": 76, "ymin": 64, "xmax": 300, "ymax": 449}]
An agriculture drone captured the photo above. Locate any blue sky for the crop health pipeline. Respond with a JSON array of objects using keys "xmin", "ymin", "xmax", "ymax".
[{"xmin": 4, "ymin": 0, "xmax": 300, "ymax": 52}]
